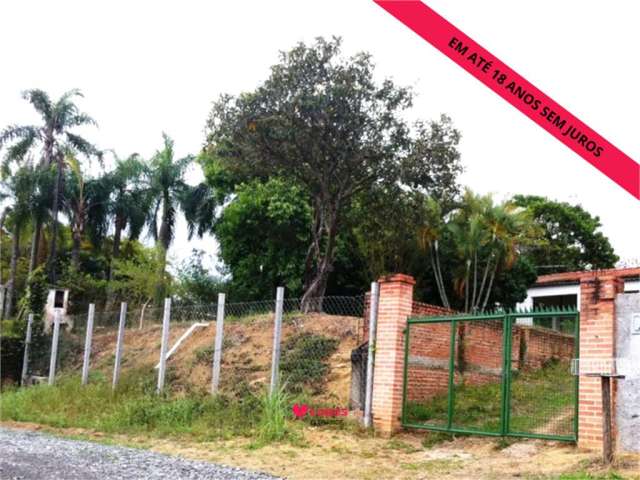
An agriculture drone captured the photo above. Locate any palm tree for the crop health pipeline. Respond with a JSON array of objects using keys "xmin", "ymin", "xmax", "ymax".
[
  {"xmin": 146, "ymin": 134, "xmax": 193, "ymax": 299},
  {"xmin": 0, "ymin": 89, "xmax": 101, "ymax": 283},
  {"xmin": 90, "ymin": 153, "xmax": 150, "ymax": 311},
  {"xmin": 0, "ymin": 166, "xmax": 37, "ymax": 317},
  {"xmin": 105, "ymin": 154, "xmax": 149, "ymax": 267},
  {"xmin": 419, "ymin": 190, "xmax": 534, "ymax": 312}
]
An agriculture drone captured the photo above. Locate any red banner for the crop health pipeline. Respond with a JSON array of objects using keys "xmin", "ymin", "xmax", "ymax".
[{"xmin": 375, "ymin": 1, "xmax": 640, "ymax": 200}]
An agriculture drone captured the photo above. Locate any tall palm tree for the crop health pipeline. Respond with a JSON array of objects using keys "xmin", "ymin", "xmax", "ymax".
[
  {"xmin": 105, "ymin": 154, "xmax": 149, "ymax": 266},
  {"xmin": 90, "ymin": 153, "xmax": 150, "ymax": 310},
  {"xmin": 0, "ymin": 166, "xmax": 37, "ymax": 317},
  {"xmin": 0, "ymin": 89, "xmax": 101, "ymax": 283},
  {"xmin": 146, "ymin": 134, "xmax": 193, "ymax": 299}
]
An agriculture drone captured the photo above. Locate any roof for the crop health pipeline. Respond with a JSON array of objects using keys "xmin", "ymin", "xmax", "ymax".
[{"xmin": 535, "ymin": 267, "xmax": 640, "ymax": 286}]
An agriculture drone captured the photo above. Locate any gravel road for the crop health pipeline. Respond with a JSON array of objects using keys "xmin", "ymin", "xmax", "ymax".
[{"xmin": 0, "ymin": 427, "xmax": 280, "ymax": 480}]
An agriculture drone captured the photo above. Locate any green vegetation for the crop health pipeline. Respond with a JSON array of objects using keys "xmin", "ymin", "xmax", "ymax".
[
  {"xmin": 0, "ymin": 369, "xmax": 306, "ymax": 444},
  {"xmin": 0, "ymin": 37, "xmax": 618, "ymax": 333},
  {"xmin": 256, "ymin": 384, "xmax": 292, "ymax": 446},
  {"xmin": 280, "ymin": 333, "xmax": 339, "ymax": 394},
  {"xmin": 406, "ymin": 361, "xmax": 575, "ymax": 435}
]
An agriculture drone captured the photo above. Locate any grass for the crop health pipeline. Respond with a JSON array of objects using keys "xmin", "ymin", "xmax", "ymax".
[
  {"xmin": 0, "ymin": 368, "xmax": 302, "ymax": 444},
  {"xmin": 406, "ymin": 361, "xmax": 575, "ymax": 436}
]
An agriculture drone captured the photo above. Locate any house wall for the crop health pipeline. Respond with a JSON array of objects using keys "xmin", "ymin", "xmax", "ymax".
[{"xmin": 615, "ymin": 292, "xmax": 640, "ymax": 452}]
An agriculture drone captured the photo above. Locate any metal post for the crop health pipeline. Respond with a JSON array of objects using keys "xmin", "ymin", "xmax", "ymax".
[
  {"xmin": 363, "ymin": 282, "xmax": 379, "ymax": 428},
  {"xmin": 21, "ymin": 314, "xmax": 34, "ymax": 386},
  {"xmin": 48, "ymin": 310, "xmax": 61, "ymax": 385},
  {"xmin": 211, "ymin": 293, "xmax": 226, "ymax": 395},
  {"xmin": 81, "ymin": 304, "xmax": 95, "ymax": 385},
  {"xmin": 156, "ymin": 298, "xmax": 171, "ymax": 394},
  {"xmin": 602, "ymin": 376, "xmax": 614, "ymax": 465},
  {"xmin": 112, "ymin": 302, "xmax": 127, "ymax": 390},
  {"xmin": 269, "ymin": 287, "xmax": 285, "ymax": 395}
]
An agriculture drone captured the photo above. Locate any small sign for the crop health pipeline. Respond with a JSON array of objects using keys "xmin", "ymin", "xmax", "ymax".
[{"xmin": 633, "ymin": 313, "xmax": 640, "ymax": 335}]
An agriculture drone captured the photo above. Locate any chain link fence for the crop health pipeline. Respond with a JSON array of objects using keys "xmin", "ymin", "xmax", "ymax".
[{"xmin": 20, "ymin": 293, "xmax": 366, "ymax": 407}]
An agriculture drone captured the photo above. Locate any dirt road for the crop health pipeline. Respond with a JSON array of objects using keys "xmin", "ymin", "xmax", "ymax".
[{"xmin": 0, "ymin": 427, "xmax": 279, "ymax": 480}]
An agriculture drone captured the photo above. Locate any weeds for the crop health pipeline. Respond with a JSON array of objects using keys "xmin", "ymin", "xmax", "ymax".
[{"xmin": 255, "ymin": 384, "xmax": 291, "ymax": 445}]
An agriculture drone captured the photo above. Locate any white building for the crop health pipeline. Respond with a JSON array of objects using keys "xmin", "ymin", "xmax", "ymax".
[{"xmin": 516, "ymin": 267, "xmax": 640, "ymax": 327}]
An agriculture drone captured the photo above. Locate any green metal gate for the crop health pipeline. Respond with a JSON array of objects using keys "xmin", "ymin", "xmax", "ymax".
[{"xmin": 401, "ymin": 308, "xmax": 579, "ymax": 441}]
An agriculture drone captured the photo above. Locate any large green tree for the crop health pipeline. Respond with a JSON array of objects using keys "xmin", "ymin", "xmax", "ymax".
[
  {"xmin": 215, "ymin": 178, "xmax": 311, "ymax": 300},
  {"xmin": 204, "ymin": 37, "xmax": 462, "ymax": 309},
  {"xmin": 512, "ymin": 195, "xmax": 618, "ymax": 273}
]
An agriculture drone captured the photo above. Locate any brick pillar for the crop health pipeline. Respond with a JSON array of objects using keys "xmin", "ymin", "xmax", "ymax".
[
  {"xmin": 578, "ymin": 275, "xmax": 624, "ymax": 450},
  {"xmin": 371, "ymin": 273, "xmax": 415, "ymax": 435}
]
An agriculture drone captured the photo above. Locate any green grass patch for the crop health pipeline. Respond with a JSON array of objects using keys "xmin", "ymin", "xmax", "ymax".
[
  {"xmin": 406, "ymin": 361, "xmax": 575, "ymax": 436},
  {"xmin": 0, "ymin": 368, "xmax": 304, "ymax": 445}
]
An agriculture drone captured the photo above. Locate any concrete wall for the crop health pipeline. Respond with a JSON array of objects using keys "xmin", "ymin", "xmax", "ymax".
[{"xmin": 615, "ymin": 292, "xmax": 640, "ymax": 452}]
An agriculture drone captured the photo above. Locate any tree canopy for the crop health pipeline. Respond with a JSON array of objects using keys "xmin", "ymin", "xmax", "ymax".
[
  {"xmin": 512, "ymin": 195, "xmax": 618, "ymax": 273},
  {"xmin": 203, "ymin": 37, "xmax": 463, "ymax": 309}
]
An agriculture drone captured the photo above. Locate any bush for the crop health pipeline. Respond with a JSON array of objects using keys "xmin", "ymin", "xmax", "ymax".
[{"xmin": 280, "ymin": 333, "xmax": 338, "ymax": 394}]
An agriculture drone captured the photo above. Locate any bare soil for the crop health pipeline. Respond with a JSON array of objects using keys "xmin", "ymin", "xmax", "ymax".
[{"xmin": 89, "ymin": 313, "xmax": 359, "ymax": 402}]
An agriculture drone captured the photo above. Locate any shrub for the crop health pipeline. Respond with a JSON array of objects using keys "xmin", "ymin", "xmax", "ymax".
[{"xmin": 280, "ymin": 333, "xmax": 338, "ymax": 394}]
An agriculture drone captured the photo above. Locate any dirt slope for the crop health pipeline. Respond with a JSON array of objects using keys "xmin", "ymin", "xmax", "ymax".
[{"xmin": 88, "ymin": 313, "xmax": 360, "ymax": 402}]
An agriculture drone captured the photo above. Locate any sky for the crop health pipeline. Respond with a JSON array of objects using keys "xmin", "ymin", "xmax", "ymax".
[{"xmin": 1, "ymin": 0, "xmax": 638, "ymax": 271}]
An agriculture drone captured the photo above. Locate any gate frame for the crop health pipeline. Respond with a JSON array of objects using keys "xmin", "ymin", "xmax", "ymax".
[{"xmin": 401, "ymin": 307, "xmax": 580, "ymax": 442}]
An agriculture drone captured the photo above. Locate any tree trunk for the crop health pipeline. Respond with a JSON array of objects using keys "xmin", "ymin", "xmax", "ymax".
[
  {"xmin": 300, "ymin": 207, "xmax": 338, "ymax": 313},
  {"xmin": 29, "ymin": 220, "xmax": 41, "ymax": 275},
  {"xmin": 481, "ymin": 259, "xmax": 499, "ymax": 311},
  {"xmin": 105, "ymin": 221, "xmax": 124, "ymax": 312},
  {"xmin": 48, "ymin": 153, "xmax": 64, "ymax": 284},
  {"xmin": 71, "ymin": 228, "xmax": 82, "ymax": 271},
  {"xmin": 0, "ymin": 210, "xmax": 7, "ymax": 285},
  {"xmin": 5, "ymin": 227, "xmax": 20, "ymax": 318}
]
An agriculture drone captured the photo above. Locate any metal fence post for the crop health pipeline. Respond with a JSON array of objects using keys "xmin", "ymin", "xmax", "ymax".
[
  {"xmin": 21, "ymin": 314, "xmax": 34, "ymax": 386},
  {"xmin": 269, "ymin": 287, "xmax": 285, "ymax": 395},
  {"xmin": 363, "ymin": 282, "xmax": 379, "ymax": 428},
  {"xmin": 157, "ymin": 298, "xmax": 171, "ymax": 394},
  {"xmin": 48, "ymin": 310, "xmax": 62, "ymax": 385},
  {"xmin": 211, "ymin": 293, "xmax": 226, "ymax": 395},
  {"xmin": 81, "ymin": 304, "xmax": 95, "ymax": 385},
  {"xmin": 112, "ymin": 302, "xmax": 127, "ymax": 390}
]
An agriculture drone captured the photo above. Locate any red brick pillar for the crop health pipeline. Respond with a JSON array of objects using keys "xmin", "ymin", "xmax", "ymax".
[
  {"xmin": 371, "ymin": 273, "xmax": 415, "ymax": 435},
  {"xmin": 578, "ymin": 275, "xmax": 624, "ymax": 450}
]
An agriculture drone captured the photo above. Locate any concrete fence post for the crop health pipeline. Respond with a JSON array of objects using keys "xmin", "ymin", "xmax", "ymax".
[
  {"xmin": 211, "ymin": 293, "xmax": 226, "ymax": 395},
  {"xmin": 157, "ymin": 298, "xmax": 172, "ymax": 394},
  {"xmin": 112, "ymin": 302, "xmax": 127, "ymax": 390},
  {"xmin": 48, "ymin": 310, "xmax": 62, "ymax": 385},
  {"xmin": 363, "ymin": 282, "xmax": 379, "ymax": 428},
  {"xmin": 81, "ymin": 304, "xmax": 95, "ymax": 385},
  {"xmin": 21, "ymin": 313, "xmax": 34, "ymax": 386},
  {"xmin": 269, "ymin": 287, "xmax": 285, "ymax": 395}
]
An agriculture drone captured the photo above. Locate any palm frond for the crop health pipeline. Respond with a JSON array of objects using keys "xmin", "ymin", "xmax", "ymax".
[
  {"xmin": 21, "ymin": 89, "xmax": 52, "ymax": 121},
  {"xmin": 65, "ymin": 133, "xmax": 101, "ymax": 158},
  {"xmin": 0, "ymin": 125, "xmax": 40, "ymax": 148}
]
